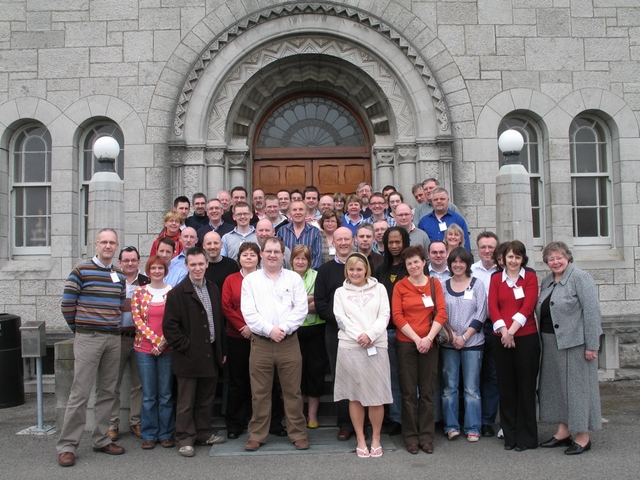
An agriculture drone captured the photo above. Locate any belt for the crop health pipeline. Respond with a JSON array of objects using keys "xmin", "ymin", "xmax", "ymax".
[
  {"xmin": 75, "ymin": 327, "xmax": 120, "ymax": 336},
  {"xmin": 121, "ymin": 331, "xmax": 136, "ymax": 338},
  {"xmin": 255, "ymin": 332, "xmax": 296, "ymax": 342}
]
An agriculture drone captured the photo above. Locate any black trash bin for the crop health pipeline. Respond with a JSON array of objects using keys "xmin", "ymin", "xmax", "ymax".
[{"xmin": 0, "ymin": 314, "xmax": 25, "ymax": 408}]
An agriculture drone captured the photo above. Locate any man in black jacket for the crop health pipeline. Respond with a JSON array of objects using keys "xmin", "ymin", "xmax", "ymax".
[{"xmin": 163, "ymin": 247, "xmax": 227, "ymax": 457}]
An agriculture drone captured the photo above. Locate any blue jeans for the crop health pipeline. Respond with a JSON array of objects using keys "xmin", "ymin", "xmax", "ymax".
[
  {"xmin": 135, "ymin": 351, "xmax": 175, "ymax": 442},
  {"xmin": 386, "ymin": 329, "xmax": 402, "ymax": 424},
  {"xmin": 441, "ymin": 347, "xmax": 483, "ymax": 436}
]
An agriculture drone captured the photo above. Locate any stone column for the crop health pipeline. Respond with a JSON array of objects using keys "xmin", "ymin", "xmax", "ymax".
[
  {"xmin": 416, "ymin": 143, "xmax": 440, "ymax": 182},
  {"xmin": 437, "ymin": 139, "xmax": 455, "ymax": 197},
  {"xmin": 373, "ymin": 147, "xmax": 396, "ymax": 191},
  {"xmin": 396, "ymin": 145, "xmax": 418, "ymax": 203},
  {"xmin": 87, "ymin": 160, "xmax": 124, "ymax": 247},
  {"xmin": 226, "ymin": 150, "xmax": 248, "ymax": 189},
  {"xmin": 496, "ymin": 163, "xmax": 534, "ymax": 261},
  {"xmin": 205, "ymin": 148, "xmax": 225, "ymax": 198},
  {"xmin": 169, "ymin": 148, "xmax": 184, "ymax": 202},
  {"xmin": 182, "ymin": 148, "xmax": 206, "ymax": 200}
]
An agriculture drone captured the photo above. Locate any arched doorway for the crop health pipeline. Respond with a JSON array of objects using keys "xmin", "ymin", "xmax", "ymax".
[{"xmin": 252, "ymin": 95, "xmax": 371, "ymax": 195}]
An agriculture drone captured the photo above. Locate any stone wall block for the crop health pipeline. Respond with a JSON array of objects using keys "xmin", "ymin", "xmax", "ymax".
[
  {"xmin": 0, "ymin": 50, "xmax": 38, "ymax": 73},
  {"xmin": 11, "ymin": 31, "xmax": 64, "ymax": 49},
  {"xmin": 438, "ymin": 26, "xmax": 465, "ymax": 56},
  {"xmin": 38, "ymin": 48, "xmax": 89, "ymax": 79},
  {"xmin": 65, "ymin": 21, "xmax": 106, "ymax": 47},
  {"xmin": 125, "ymin": 212, "xmax": 148, "ymax": 234},
  {"xmin": 537, "ymin": 8, "xmax": 571, "ymax": 37},
  {"xmin": 478, "ymin": 0, "xmax": 513, "ymax": 25},
  {"xmin": 585, "ymin": 38, "xmax": 630, "ymax": 61},
  {"xmin": 465, "ymin": 25, "xmax": 496, "ymax": 55},
  {"xmin": 437, "ymin": 2, "xmax": 478, "ymax": 25},
  {"xmin": 80, "ymin": 77, "xmax": 119, "ymax": 97},
  {"xmin": 525, "ymin": 38, "xmax": 584, "ymax": 70},
  {"xmin": 124, "ymin": 31, "xmax": 154, "ymax": 62},
  {"xmin": 154, "ymin": 30, "xmax": 181, "ymax": 62},
  {"xmin": 90, "ymin": 0, "xmax": 138, "ymax": 21},
  {"xmin": 139, "ymin": 8, "xmax": 180, "ymax": 30}
]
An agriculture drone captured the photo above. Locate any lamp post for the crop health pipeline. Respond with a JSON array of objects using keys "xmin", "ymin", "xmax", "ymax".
[
  {"xmin": 495, "ymin": 129, "xmax": 534, "ymax": 261},
  {"xmin": 87, "ymin": 136, "xmax": 124, "ymax": 248}
]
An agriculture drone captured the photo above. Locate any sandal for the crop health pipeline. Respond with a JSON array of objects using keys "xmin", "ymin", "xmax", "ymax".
[
  {"xmin": 370, "ymin": 446, "xmax": 383, "ymax": 458},
  {"xmin": 356, "ymin": 447, "xmax": 370, "ymax": 458}
]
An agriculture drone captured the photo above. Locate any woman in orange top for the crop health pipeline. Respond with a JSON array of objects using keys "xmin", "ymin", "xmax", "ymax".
[{"xmin": 392, "ymin": 245, "xmax": 447, "ymax": 455}]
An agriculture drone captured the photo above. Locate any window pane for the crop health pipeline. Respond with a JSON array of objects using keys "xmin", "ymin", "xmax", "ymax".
[
  {"xmin": 599, "ymin": 207, "xmax": 609, "ymax": 237},
  {"xmin": 575, "ymin": 143, "xmax": 597, "ymax": 173},
  {"xmin": 25, "ymin": 187, "xmax": 49, "ymax": 215},
  {"xmin": 24, "ymin": 152, "xmax": 47, "ymax": 182},
  {"xmin": 25, "ymin": 216, "xmax": 49, "ymax": 247},
  {"xmin": 529, "ymin": 144, "xmax": 539, "ymax": 173},
  {"xmin": 14, "ymin": 216, "xmax": 24, "ymax": 247},
  {"xmin": 576, "ymin": 208, "xmax": 598, "ymax": 237},
  {"xmin": 575, "ymin": 178, "xmax": 596, "ymax": 206},
  {"xmin": 599, "ymin": 143, "xmax": 608, "ymax": 172},
  {"xmin": 575, "ymin": 127, "xmax": 595, "ymax": 143},
  {"xmin": 257, "ymin": 97, "xmax": 366, "ymax": 148},
  {"xmin": 530, "ymin": 178, "xmax": 540, "ymax": 208},
  {"xmin": 14, "ymin": 187, "xmax": 24, "ymax": 215},
  {"xmin": 598, "ymin": 177, "xmax": 608, "ymax": 206}
]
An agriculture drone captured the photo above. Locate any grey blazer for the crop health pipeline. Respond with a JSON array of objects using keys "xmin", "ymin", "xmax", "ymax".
[{"xmin": 535, "ymin": 263, "xmax": 602, "ymax": 351}]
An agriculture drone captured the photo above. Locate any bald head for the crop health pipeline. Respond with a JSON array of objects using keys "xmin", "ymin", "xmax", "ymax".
[
  {"xmin": 181, "ymin": 227, "xmax": 198, "ymax": 250},
  {"xmin": 255, "ymin": 218, "xmax": 275, "ymax": 245},
  {"xmin": 334, "ymin": 227, "xmax": 354, "ymax": 261},
  {"xmin": 394, "ymin": 203, "xmax": 413, "ymax": 229},
  {"xmin": 202, "ymin": 231, "xmax": 222, "ymax": 261}
]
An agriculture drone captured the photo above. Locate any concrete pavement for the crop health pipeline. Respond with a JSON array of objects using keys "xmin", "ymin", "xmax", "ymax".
[{"xmin": 1, "ymin": 380, "xmax": 639, "ymax": 479}]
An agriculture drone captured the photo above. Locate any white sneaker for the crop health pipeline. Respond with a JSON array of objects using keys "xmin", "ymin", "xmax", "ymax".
[
  {"xmin": 447, "ymin": 430, "xmax": 460, "ymax": 440},
  {"xmin": 497, "ymin": 428, "xmax": 504, "ymax": 439},
  {"xmin": 202, "ymin": 434, "xmax": 226, "ymax": 445},
  {"xmin": 178, "ymin": 446, "xmax": 195, "ymax": 457}
]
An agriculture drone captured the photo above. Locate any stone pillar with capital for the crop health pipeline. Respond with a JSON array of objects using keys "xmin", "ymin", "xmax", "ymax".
[
  {"xmin": 226, "ymin": 150, "xmax": 248, "ymax": 189},
  {"xmin": 182, "ymin": 148, "xmax": 206, "ymax": 201},
  {"xmin": 373, "ymin": 147, "xmax": 396, "ymax": 191},
  {"xmin": 397, "ymin": 145, "xmax": 418, "ymax": 203},
  {"xmin": 205, "ymin": 148, "xmax": 225, "ymax": 198}
]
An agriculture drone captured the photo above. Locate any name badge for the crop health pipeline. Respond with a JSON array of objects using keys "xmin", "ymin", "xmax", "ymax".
[
  {"xmin": 422, "ymin": 294, "xmax": 434, "ymax": 308},
  {"xmin": 110, "ymin": 272, "xmax": 120, "ymax": 283},
  {"xmin": 513, "ymin": 286, "xmax": 525, "ymax": 299},
  {"xmin": 367, "ymin": 346, "xmax": 378, "ymax": 356},
  {"xmin": 438, "ymin": 222, "xmax": 447, "ymax": 232},
  {"xmin": 329, "ymin": 246, "xmax": 336, "ymax": 255},
  {"xmin": 463, "ymin": 289, "xmax": 473, "ymax": 300}
]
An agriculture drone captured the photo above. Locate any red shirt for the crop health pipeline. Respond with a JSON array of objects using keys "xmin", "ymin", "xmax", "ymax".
[{"xmin": 488, "ymin": 268, "xmax": 538, "ymax": 337}]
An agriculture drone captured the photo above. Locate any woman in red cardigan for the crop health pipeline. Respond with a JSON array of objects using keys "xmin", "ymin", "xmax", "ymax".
[
  {"xmin": 221, "ymin": 242, "xmax": 261, "ymax": 439},
  {"xmin": 488, "ymin": 240, "xmax": 540, "ymax": 452}
]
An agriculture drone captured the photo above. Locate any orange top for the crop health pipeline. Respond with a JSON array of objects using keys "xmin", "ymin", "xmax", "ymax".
[{"xmin": 392, "ymin": 276, "xmax": 448, "ymax": 343}]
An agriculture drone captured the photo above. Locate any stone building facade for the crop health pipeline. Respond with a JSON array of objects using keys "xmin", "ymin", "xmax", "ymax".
[{"xmin": 0, "ymin": 1, "xmax": 639, "ymax": 378}]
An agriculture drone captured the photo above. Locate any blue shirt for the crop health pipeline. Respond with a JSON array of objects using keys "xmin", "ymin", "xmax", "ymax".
[
  {"xmin": 277, "ymin": 222, "xmax": 322, "ymax": 270},
  {"xmin": 341, "ymin": 214, "xmax": 364, "ymax": 235},
  {"xmin": 417, "ymin": 210, "xmax": 471, "ymax": 250},
  {"xmin": 164, "ymin": 252, "xmax": 188, "ymax": 286}
]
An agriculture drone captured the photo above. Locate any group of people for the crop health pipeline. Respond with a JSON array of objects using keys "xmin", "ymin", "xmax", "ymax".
[{"xmin": 56, "ymin": 178, "xmax": 603, "ymax": 467}]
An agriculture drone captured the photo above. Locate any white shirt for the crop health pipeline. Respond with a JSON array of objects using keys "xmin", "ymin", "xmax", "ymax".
[
  {"xmin": 428, "ymin": 265, "xmax": 450, "ymax": 284},
  {"xmin": 241, "ymin": 268, "xmax": 308, "ymax": 337},
  {"xmin": 471, "ymin": 260, "xmax": 498, "ymax": 299}
]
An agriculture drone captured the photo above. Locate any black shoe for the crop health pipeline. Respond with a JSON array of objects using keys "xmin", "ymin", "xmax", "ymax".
[
  {"xmin": 388, "ymin": 422, "xmax": 402, "ymax": 436},
  {"xmin": 514, "ymin": 445, "xmax": 528, "ymax": 452},
  {"xmin": 269, "ymin": 426, "xmax": 288, "ymax": 437},
  {"xmin": 481, "ymin": 425, "xmax": 495, "ymax": 437},
  {"xmin": 564, "ymin": 440, "xmax": 591, "ymax": 455},
  {"xmin": 227, "ymin": 431, "xmax": 240, "ymax": 440},
  {"xmin": 504, "ymin": 444, "xmax": 515, "ymax": 451},
  {"xmin": 540, "ymin": 436, "xmax": 572, "ymax": 448}
]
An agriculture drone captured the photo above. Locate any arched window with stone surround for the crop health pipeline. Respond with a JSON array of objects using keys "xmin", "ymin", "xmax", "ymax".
[
  {"xmin": 569, "ymin": 115, "xmax": 612, "ymax": 245},
  {"xmin": 498, "ymin": 116, "xmax": 544, "ymax": 245},
  {"xmin": 79, "ymin": 122, "xmax": 125, "ymax": 246},
  {"xmin": 10, "ymin": 124, "xmax": 52, "ymax": 254}
]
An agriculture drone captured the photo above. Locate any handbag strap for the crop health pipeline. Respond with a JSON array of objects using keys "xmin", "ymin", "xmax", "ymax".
[{"xmin": 429, "ymin": 276, "xmax": 436, "ymax": 324}]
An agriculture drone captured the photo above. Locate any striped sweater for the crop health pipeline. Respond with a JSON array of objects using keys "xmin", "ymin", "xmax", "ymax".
[{"xmin": 60, "ymin": 259, "xmax": 126, "ymax": 332}]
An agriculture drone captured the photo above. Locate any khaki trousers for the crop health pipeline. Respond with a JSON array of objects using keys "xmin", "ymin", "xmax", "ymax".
[
  {"xmin": 247, "ymin": 333, "xmax": 307, "ymax": 443},
  {"xmin": 110, "ymin": 335, "xmax": 142, "ymax": 429}
]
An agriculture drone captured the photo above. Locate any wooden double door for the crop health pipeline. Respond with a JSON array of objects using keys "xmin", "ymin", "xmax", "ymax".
[{"xmin": 253, "ymin": 157, "xmax": 371, "ymax": 196}]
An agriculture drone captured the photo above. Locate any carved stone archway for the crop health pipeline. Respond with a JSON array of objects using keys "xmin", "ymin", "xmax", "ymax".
[{"xmin": 167, "ymin": 3, "xmax": 457, "ymax": 201}]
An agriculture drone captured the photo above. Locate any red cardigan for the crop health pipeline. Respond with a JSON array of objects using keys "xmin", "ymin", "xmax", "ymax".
[
  {"xmin": 221, "ymin": 272, "xmax": 246, "ymax": 339},
  {"xmin": 488, "ymin": 268, "xmax": 539, "ymax": 337}
]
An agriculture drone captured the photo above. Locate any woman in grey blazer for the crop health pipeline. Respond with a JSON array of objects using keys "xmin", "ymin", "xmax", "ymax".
[{"xmin": 535, "ymin": 242, "xmax": 602, "ymax": 456}]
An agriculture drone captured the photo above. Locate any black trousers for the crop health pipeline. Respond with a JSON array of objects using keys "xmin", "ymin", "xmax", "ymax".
[{"xmin": 493, "ymin": 333, "xmax": 540, "ymax": 449}]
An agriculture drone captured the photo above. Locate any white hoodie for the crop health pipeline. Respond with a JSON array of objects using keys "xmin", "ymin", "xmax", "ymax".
[{"xmin": 333, "ymin": 277, "xmax": 390, "ymax": 349}]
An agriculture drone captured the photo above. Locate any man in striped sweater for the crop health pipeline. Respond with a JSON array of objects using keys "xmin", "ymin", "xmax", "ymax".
[{"xmin": 56, "ymin": 229, "xmax": 127, "ymax": 467}]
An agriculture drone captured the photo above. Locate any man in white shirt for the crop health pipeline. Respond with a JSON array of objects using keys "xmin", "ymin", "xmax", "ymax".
[
  {"xmin": 470, "ymin": 231, "xmax": 500, "ymax": 438},
  {"xmin": 427, "ymin": 240, "xmax": 450, "ymax": 283},
  {"xmin": 241, "ymin": 237, "xmax": 309, "ymax": 452}
]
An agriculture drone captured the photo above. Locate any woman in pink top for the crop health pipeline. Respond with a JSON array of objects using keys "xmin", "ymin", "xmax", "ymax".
[{"xmin": 132, "ymin": 255, "xmax": 174, "ymax": 450}]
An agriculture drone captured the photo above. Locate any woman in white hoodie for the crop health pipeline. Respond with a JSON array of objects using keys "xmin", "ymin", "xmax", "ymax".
[{"xmin": 333, "ymin": 253, "xmax": 392, "ymax": 458}]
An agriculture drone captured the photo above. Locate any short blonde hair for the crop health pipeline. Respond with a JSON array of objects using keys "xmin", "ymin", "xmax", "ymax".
[
  {"xmin": 163, "ymin": 210, "xmax": 183, "ymax": 224},
  {"xmin": 344, "ymin": 253, "xmax": 371, "ymax": 281}
]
